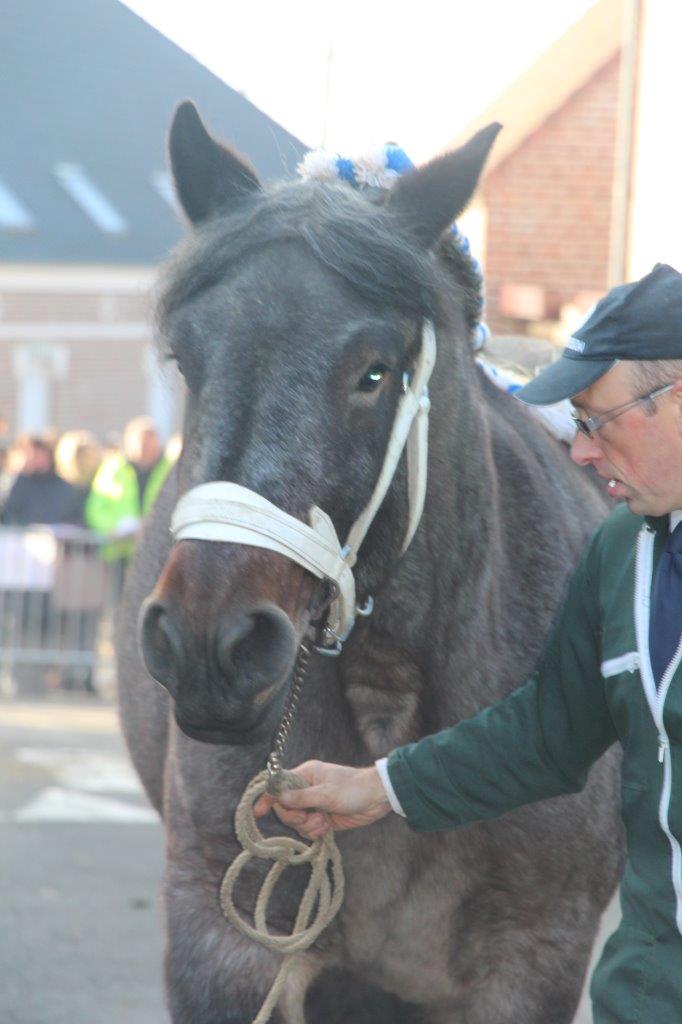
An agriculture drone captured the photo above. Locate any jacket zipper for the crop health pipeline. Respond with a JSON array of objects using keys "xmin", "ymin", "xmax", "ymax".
[{"xmin": 634, "ymin": 526, "xmax": 682, "ymax": 934}]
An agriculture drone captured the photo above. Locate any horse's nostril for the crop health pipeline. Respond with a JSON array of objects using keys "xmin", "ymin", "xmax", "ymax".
[
  {"xmin": 139, "ymin": 595, "xmax": 298, "ymax": 702},
  {"xmin": 217, "ymin": 603, "xmax": 297, "ymax": 694},
  {"xmin": 139, "ymin": 598, "xmax": 184, "ymax": 693}
]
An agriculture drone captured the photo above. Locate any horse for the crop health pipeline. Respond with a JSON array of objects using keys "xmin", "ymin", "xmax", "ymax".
[{"xmin": 116, "ymin": 101, "xmax": 622, "ymax": 1024}]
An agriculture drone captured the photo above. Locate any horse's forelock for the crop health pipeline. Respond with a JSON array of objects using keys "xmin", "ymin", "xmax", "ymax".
[{"xmin": 155, "ymin": 181, "xmax": 482, "ymax": 344}]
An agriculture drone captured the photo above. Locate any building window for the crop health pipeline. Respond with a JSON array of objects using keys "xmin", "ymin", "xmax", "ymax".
[
  {"xmin": 54, "ymin": 163, "xmax": 128, "ymax": 235},
  {"xmin": 0, "ymin": 179, "xmax": 35, "ymax": 231},
  {"xmin": 12, "ymin": 344, "xmax": 69, "ymax": 433},
  {"xmin": 150, "ymin": 171, "xmax": 179, "ymax": 213},
  {"xmin": 143, "ymin": 345, "xmax": 178, "ymax": 442}
]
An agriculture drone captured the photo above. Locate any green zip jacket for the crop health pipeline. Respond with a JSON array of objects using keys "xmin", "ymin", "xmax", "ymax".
[
  {"xmin": 387, "ymin": 504, "xmax": 682, "ymax": 1024},
  {"xmin": 84, "ymin": 453, "xmax": 171, "ymax": 561}
]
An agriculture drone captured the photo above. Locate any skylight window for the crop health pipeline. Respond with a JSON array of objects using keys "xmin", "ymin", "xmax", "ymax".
[
  {"xmin": 150, "ymin": 170, "xmax": 178, "ymax": 212},
  {"xmin": 54, "ymin": 163, "xmax": 128, "ymax": 234},
  {"xmin": 0, "ymin": 179, "xmax": 35, "ymax": 231}
]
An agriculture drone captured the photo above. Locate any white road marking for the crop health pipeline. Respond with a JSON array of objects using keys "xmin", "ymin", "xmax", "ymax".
[
  {"xmin": 14, "ymin": 787, "xmax": 158, "ymax": 824},
  {"xmin": 16, "ymin": 746, "xmax": 142, "ymax": 794},
  {"xmin": 0, "ymin": 703, "xmax": 118, "ymax": 732},
  {"xmin": 2, "ymin": 745, "xmax": 159, "ymax": 824}
]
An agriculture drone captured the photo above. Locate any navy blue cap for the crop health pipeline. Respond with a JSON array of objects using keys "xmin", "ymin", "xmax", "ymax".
[{"xmin": 517, "ymin": 263, "xmax": 682, "ymax": 405}]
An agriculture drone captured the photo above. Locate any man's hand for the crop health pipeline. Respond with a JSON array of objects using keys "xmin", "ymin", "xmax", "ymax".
[{"xmin": 253, "ymin": 761, "xmax": 391, "ymax": 839}]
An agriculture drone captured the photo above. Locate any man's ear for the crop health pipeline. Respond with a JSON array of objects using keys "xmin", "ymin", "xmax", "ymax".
[{"xmin": 168, "ymin": 100, "xmax": 261, "ymax": 225}]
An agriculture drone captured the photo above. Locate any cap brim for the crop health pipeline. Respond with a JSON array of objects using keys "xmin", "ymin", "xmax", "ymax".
[{"xmin": 516, "ymin": 355, "xmax": 616, "ymax": 406}]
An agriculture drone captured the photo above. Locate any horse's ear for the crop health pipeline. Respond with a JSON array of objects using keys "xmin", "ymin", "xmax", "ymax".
[
  {"xmin": 168, "ymin": 101, "xmax": 261, "ymax": 225},
  {"xmin": 387, "ymin": 123, "xmax": 502, "ymax": 250}
]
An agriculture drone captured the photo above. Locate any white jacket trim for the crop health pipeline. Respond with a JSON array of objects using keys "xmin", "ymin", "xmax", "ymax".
[
  {"xmin": 601, "ymin": 652, "xmax": 640, "ymax": 678},
  {"xmin": 634, "ymin": 526, "xmax": 682, "ymax": 934}
]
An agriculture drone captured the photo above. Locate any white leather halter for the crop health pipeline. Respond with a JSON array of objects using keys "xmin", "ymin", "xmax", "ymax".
[{"xmin": 171, "ymin": 320, "xmax": 436, "ymax": 650}]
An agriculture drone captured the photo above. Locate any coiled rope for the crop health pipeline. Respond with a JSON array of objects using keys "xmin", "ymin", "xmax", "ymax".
[{"xmin": 219, "ymin": 768, "xmax": 345, "ymax": 1024}]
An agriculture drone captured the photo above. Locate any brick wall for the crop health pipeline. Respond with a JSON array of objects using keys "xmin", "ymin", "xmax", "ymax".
[
  {"xmin": 0, "ymin": 290, "xmax": 152, "ymax": 323},
  {"xmin": 0, "ymin": 281, "xmax": 182, "ymax": 441},
  {"xmin": 52, "ymin": 337, "xmax": 156, "ymax": 435},
  {"xmin": 0, "ymin": 336, "xmax": 146, "ymax": 438},
  {"xmin": 481, "ymin": 53, "xmax": 621, "ymax": 336}
]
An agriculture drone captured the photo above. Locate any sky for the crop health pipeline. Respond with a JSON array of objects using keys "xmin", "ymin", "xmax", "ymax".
[{"xmin": 122, "ymin": 0, "xmax": 597, "ymax": 163}]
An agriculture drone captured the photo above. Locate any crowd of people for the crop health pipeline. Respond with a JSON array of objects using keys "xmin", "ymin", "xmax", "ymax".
[
  {"xmin": 0, "ymin": 416, "xmax": 179, "ymax": 546},
  {"xmin": 0, "ymin": 416, "xmax": 180, "ymax": 697}
]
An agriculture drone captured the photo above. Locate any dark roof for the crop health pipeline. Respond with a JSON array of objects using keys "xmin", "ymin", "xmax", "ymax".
[{"xmin": 0, "ymin": 0, "xmax": 308, "ymax": 265}]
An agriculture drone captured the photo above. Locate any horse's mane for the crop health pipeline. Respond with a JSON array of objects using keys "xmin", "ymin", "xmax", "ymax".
[{"xmin": 156, "ymin": 181, "xmax": 483, "ymax": 340}]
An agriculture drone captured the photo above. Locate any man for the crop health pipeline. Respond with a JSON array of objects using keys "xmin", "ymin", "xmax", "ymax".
[
  {"xmin": 256, "ymin": 263, "xmax": 682, "ymax": 1023},
  {"xmin": 85, "ymin": 416, "xmax": 171, "ymax": 563},
  {"xmin": 0, "ymin": 434, "xmax": 83, "ymax": 526},
  {"xmin": 0, "ymin": 433, "xmax": 84, "ymax": 694}
]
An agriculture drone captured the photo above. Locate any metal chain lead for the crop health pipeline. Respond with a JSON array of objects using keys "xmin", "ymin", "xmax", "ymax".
[{"xmin": 266, "ymin": 641, "xmax": 311, "ymax": 778}]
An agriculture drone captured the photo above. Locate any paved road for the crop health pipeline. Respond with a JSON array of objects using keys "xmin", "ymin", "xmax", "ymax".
[
  {"xmin": 0, "ymin": 698, "xmax": 619, "ymax": 1024},
  {"xmin": 0, "ymin": 699, "xmax": 167, "ymax": 1024}
]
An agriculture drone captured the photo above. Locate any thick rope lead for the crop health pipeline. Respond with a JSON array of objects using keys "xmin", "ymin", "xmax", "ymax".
[{"xmin": 219, "ymin": 769, "xmax": 345, "ymax": 1024}]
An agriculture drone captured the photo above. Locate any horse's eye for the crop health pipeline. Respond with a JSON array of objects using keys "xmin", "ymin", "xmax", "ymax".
[{"xmin": 357, "ymin": 364, "xmax": 390, "ymax": 393}]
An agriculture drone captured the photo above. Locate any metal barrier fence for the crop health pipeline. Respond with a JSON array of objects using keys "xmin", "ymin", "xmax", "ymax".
[{"xmin": 0, "ymin": 525, "xmax": 122, "ymax": 698}]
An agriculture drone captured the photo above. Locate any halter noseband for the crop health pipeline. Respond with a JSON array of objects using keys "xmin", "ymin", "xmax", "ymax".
[{"xmin": 170, "ymin": 319, "xmax": 436, "ymax": 652}]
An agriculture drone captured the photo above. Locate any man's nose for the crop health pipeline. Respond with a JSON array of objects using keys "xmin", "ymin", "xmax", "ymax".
[{"xmin": 570, "ymin": 429, "xmax": 603, "ymax": 466}]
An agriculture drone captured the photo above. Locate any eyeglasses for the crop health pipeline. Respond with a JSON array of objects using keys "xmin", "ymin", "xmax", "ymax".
[{"xmin": 571, "ymin": 382, "xmax": 676, "ymax": 439}]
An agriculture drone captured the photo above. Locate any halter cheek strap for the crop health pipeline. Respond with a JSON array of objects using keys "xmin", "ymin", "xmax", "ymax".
[
  {"xmin": 170, "ymin": 320, "xmax": 437, "ymax": 648},
  {"xmin": 344, "ymin": 320, "xmax": 435, "ymax": 563}
]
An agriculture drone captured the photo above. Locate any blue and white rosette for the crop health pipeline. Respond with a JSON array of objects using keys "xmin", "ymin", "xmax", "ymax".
[
  {"xmin": 298, "ymin": 143, "xmax": 415, "ymax": 191},
  {"xmin": 298, "ymin": 143, "xmax": 490, "ymax": 353}
]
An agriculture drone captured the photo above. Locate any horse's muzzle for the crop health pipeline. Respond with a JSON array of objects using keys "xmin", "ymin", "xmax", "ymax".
[
  {"xmin": 140, "ymin": 597, "xmax": 296, "ymax": 698},
  {"xmin": 137, "ymin": 540, "xmax": 313, "ymax": 741}
]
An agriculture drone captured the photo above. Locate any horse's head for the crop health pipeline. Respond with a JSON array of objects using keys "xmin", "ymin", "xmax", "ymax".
[{"xmin": 140, "ymin": 102, "xmax": 499, "ymax": 743}]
